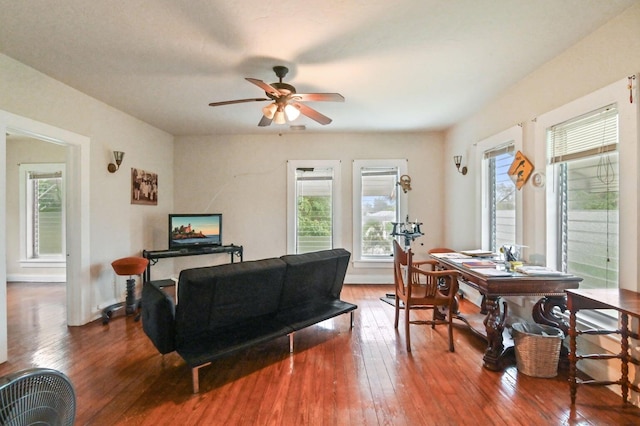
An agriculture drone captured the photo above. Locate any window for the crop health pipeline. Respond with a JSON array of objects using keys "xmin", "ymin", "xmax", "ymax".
[
  {"xmin": 485, "ymin": 145, "xmax": 516, "ymax": 251},
  {"xmin": 353, "ymin": 159, "xmax": 407, "ymax": 264},
  {"xmin": 19, "ymin": 163, "xmax": 66, "ymax": 263},
  {"xmin": 287, "ymin": 160, "xmax": 341, "ymax": 254},
  {"xmin": 547, "ymin": 105, "xmax": 619, "ymax": 289},
  {"xmin": 477, "ymin": 126, "xmax": 522, "ymax": 252}
]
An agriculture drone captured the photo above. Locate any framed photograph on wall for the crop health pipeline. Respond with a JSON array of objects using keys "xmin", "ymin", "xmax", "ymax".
[{"xmin": 131, "ymin": 168, "xmax": 158, "ymax": 205}]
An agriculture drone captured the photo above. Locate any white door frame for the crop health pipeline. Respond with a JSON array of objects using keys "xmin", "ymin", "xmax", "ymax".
[{"xmin": 0, "ymin": 110, "xmax": 91, "ymax": 362}]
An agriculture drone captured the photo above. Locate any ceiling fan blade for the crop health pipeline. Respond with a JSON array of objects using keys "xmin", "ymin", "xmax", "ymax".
[
  {"xmin": 294, "ymin": 93, "xmax": 345, "ymax": 102},
  {"xmin": 246, "ymin": 78, "xmax": 282, "ymax": 98},
  {"xmin": 258, "ymin": 115, "xmax": 273, "ymax": 127},
  {"xmin": 291, "ymin": 102, "xmax": 332, "ymax": 125},
  {"xmin": 209, "ymin": 98, "xmax": 268, "ymax": 107}
]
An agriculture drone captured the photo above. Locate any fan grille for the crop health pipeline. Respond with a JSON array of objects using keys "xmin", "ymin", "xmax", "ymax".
[{"xmin": 0, "ymin": 368, "xmax": 75, "ymax": 426}]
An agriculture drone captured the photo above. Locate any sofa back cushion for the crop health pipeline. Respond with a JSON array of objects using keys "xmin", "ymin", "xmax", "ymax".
[
  {"xmin": 141, "ymin": 281, "xmax": 177, "ymax": 354},
  {"xmin": 175, "ymin": 258, "xmax": 287, "ymax": 346},
  {"xmin": 279, "ymin": 249, "xmax": 350, "ymax": 309}
]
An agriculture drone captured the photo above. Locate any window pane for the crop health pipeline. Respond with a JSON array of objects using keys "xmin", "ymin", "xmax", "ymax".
[
  {"xmin": 562, "ymin": 154, "xmax": 619, "ymax": 289},
  {"xmin": 489, "ymin": 151, "xmax": 516, "ymax": 251},
  {"xmin": 361, "ymin": 167, "xmax": 398, "ymax": 257},
  {"xmin": 295, "ymin": 168, "xmax": 333, "ymax": 254},
  {"xmin": 31, "ymin": 175, "xmax": 64, "ymax": 257}
]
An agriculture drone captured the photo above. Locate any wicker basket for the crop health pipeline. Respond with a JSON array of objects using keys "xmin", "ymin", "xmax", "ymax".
[{"xmin": 511, "ymin": 323, "xmax": 564, "ymax": 378}]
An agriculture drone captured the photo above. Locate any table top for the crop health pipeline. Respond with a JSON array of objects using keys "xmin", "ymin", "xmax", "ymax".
[
  {"xmin": 567, "ymin": 288, "xmax": 640, "ymax": 316},
  {"xmin": 430, "ymin": 254, "xmax": 582, "ymax": 297}
]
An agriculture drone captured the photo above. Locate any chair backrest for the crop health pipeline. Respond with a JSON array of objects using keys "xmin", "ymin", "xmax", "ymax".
[
  {"xmin": 394, "ymin": 240, "xmax": 458, "ymax": 300},
  {"xmin": 393, "ymin": 240, "xmax": 409, "ymax": 296},
  {"xmin": 393, "ymin": 240, "xmax": 429, "ymax": 297},
  {"xmin": 0, "ymin": 368, "xmax": 76, "ymax": 426}
]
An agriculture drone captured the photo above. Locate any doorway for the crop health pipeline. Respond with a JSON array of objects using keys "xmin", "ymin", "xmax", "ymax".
[
  {"xmin": 8, "ymin": 136, "xmax": 67, "ymax": 282},
  {"xmin": 0, "ymin": 109, "xmax": 91, "ymax": 363}
]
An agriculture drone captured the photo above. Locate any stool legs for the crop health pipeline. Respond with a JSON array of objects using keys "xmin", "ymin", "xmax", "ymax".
[
  {"xmin": 102, "ymin": 275, "xmax": 141, "ymax": 325},
  {"xmin": 125, "ymin": 278, "xmax": 137, "ymax": 314}
]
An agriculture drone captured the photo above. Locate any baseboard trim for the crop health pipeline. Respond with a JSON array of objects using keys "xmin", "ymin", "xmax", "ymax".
[{"xmin": 6, "ymin": 273, "xmax": 66, "ymax": 283}]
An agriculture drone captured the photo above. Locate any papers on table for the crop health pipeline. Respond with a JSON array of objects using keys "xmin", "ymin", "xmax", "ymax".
[
  {"xmin": 468, "ymin": 268, "xmax": 513, "ymax": 277},
  {"xmin": 515, "ymin": 266, "xmax": 568, "ymax": 276},
  {"xmin": 459, "ymin": 249, "xmax": 495, "ymax": 257},
  {"xmin": 429, "ymin": 252, "xmax": 471, "ymax": 260},
  {"xmin": 462, "ymin": 260, "xmax": 496, "ymax": 268}
]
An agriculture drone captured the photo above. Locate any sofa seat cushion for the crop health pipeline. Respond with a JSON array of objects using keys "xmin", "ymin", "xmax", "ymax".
[
  {"xmin": 275, "ymin": 299, "xmax": 357, "ymax": 331},
  {"xmin": 176, "ymin": 316, "xmax": 292, "ymax": 368}
]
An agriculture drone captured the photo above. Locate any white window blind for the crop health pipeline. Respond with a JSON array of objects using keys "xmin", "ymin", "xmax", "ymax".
[
  {"xmin": 295, "ymin": 167, "xmax": 334, "ymax": 254},
  {"xmin": 548, "ymin": 104, "xmax": 618, "ymax": 164},
  {"xmin": 27, "ymin": 170, "xmax": 64, "ymax": 258},
  {"xmin": 359, "ymin": 167, "xmax": 399, "ymax": 258},
  {"xmin": 484, "ymin": 144, "xmax": 515, "ymax": 160},
  {"xmin": 548, "ymin": 105, "xmax": 619, "ymax": 289}
]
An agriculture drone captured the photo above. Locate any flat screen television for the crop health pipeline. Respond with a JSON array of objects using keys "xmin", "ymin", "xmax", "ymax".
[{"xmin": 168, "ymin": 213, "xmax": 222, "ymax": 250}]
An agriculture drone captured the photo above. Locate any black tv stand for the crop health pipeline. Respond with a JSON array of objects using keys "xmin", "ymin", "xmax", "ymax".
[{"xmin": 142, "ymin": 244, "xmax": 243, "ymax": 283}]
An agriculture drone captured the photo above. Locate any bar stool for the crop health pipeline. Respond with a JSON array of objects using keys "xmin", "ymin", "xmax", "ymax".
[{"xmin": 102, "ymin": 256, "xmax": 149, "ymax": 325}]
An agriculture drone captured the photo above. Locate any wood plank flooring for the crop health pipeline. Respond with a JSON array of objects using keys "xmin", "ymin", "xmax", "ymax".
[{"xmin": 2, "ymin": 282, "xmax": 640, "ymax": 425}]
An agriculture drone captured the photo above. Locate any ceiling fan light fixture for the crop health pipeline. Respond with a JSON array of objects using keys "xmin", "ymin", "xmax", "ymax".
[
  {"xmin": 273, "ymin": 109, "xmax": 286, "ymax": 124},
  {"xmin": 208, "ymin": 65, "xmax": 344, "ymax": 127},
  {"xmin": 284, "ymin": 104, "xmax": 300, "ymax": 121},
  {"xmin": 262, "ymin": 103, "xmax": 277, "ymax": 119}
]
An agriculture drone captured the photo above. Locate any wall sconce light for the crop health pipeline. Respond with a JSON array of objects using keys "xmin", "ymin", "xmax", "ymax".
[
  {"xmin": 453, "ymin": 155, "xmax": 467, "ymax": 175},
  {"xmin": 397, "ymin": 174, "xmax": 412, "ymax": 193},
  {"xmin": 108, "ymin": 151, "xmax": 125, "ymax": 173}
]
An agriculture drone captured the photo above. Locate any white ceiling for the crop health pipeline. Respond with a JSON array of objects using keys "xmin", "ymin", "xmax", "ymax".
[{"xmin": 0, "ymin": 0, "xmax": 636, "ymax": 136}]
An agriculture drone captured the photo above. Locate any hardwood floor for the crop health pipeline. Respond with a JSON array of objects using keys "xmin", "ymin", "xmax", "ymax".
[{"xmin": 2, "ymin": 282, "xmax": 640, "ymax": 425}]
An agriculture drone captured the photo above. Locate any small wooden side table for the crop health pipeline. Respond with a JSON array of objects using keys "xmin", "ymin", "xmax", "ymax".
[{"xmin": 566, "ymin": 288, "xmax": 640, "ymax": 405}]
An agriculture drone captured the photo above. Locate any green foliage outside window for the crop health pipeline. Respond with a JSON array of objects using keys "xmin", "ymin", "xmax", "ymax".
[
  {"xmin": 297, "ymin": 196, "xmax": 331, "ymax": 236},
  {"xmin": 570, "ymin": 190, "xmax": 618, "ymax": 210},
  {"xmin": 362, "ymin": 195, "xmax": 395, "ymax": 256}
]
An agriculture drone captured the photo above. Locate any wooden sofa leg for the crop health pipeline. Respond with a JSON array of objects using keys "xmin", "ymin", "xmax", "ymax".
[
  {"xmin": 289, "ymin": 333, "xmax": 294, "ymax": 353},
  {"xmin": 192, "ymin": 362, "xmax": 211, "ymax": 393}
]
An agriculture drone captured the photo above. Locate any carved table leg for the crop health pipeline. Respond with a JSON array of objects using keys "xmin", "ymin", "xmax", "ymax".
[
  {"xmin": 532, "ymin": 295, "xmax": 569, "ymax": 335},
  {"xmin": 482, "ymin": 296, "xmax": 508, "ymax": 371},
  {"xmin": 479, "ymin": 295, "xmax": 488, "ymax": 315},
  {"xmin": 532, "ymin": 295, "xmax": 571, "ymax": 362}
]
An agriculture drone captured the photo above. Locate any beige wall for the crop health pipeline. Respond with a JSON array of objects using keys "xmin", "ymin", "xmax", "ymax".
[
  {"xmin": 1, "ymin": 1, "xmax": 639, "ymax": 388},
  {"xmin": 0, "ymin": 53, "xmax": 175, "ymax": 326},
  {"xmin": 445, "ymin": 3, "xmax": 640, "ymax": 253},
  {"xmin": 172, "ymin": 132, "xmax": 445, "ymax": 283},
  {"xmin": 444, "ymin": 3, "xmax": 640, "ymax": 402}
]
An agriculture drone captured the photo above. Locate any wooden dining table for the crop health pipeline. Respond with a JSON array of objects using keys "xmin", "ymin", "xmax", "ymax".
[{"xmin": 429, "ymin": 253, "xmax": 583, "ymax": 371}]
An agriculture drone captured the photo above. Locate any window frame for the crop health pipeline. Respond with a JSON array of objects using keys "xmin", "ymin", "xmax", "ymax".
[
  {"xmin": 352, "ymin": 159, "xmax": 408, "ymax": 267},
  {"xmin": 547, "ymin": 105, "xmax": 619, "ymax": 287},
  {"xmin": 286, "ymin": 160, "xmax": 342, "ymax": 254},
  {"xmin": 475, "ymin": 126, "xmax": 523, "ymax": 252},
  {"xmin": 537, "ymin": 78, "xmax": 636, "ymax": 292},
  {"xmin": 19, "ymin": 162, "xmax": 66, "ymax": 267}
]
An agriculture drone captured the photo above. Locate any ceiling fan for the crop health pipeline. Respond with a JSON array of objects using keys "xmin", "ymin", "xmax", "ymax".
[{"xmin": 208, "ymin": 66, "xmax": 344, "ymax": 127}]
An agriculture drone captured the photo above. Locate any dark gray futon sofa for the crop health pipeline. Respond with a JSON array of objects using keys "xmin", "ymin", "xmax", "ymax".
[{"xmin": 141, "ymin": 248, "xmax": 357, "ymax": 392}]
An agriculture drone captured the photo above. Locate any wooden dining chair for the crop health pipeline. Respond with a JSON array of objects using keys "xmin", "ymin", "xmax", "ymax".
[{"xmin": 393, "ymin": 240, "xmax": 459, "ymax": 352}]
